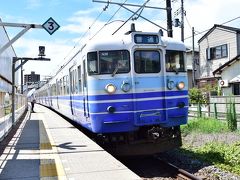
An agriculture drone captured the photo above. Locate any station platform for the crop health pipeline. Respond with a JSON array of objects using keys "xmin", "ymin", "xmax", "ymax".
[{"xmin": 0, "ymin": 104, "xmax": 140, "ymax": 180}]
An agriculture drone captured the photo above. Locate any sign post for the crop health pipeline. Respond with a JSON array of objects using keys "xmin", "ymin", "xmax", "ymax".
[
  {"xmin": 11, "ymin": 56, "xmax": 50, "ymax": 125},
  {"xmin": 0, "ymin": 18, "xmax": 60, "ymax": 125}
]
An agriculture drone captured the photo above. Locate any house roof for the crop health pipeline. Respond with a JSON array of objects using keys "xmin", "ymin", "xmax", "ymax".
[
  {"xmin": 213, "ymin": 54, "xmax": 240, "ymax": 75},
  {"xmin": 198, "ymin": 24, "xmax": 240, "ymax": 43}
]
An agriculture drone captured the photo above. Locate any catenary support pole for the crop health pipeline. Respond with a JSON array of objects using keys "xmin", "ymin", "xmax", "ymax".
[{"xmin": 166, "ymin": 0, "xmax": 173, "ymax": 37}]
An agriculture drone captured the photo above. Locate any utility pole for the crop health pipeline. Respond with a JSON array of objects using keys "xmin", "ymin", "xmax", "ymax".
[
  {"xmin": 21, "ymin": 59, "xmax": 24, "ymax": 94},
  {"xmin": 166, "ymin": 0, "xmax": 173, "ymax": 37},
  {"xmin": 181, "ymin": 0, "xmax": 184, "ymax": 42},
  {"xmin": 192, "ymin": 27, "xmax": 195, "ymax": 87}
]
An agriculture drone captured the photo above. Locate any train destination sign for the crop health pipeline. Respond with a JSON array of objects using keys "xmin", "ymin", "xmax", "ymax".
[{"xmin": 42, "ymin": 17, "xmax": 60, "ymax": 35}]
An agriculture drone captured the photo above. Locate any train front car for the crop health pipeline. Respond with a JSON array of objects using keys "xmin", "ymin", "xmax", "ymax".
[{"xmin": 86, "ymin": 29, "xmax": 188, "ymax": 156}]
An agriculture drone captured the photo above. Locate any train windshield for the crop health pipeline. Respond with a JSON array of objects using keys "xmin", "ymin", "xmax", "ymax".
[
  {"xmin": 87, "ymin": 50, "xmax": 130, "ymax": 75},
  {"xmin": 100, "ymin": 50, "xmax": 130, "ymax": 74},
  {"xmin": 165, "ymin": 50, "xmax": 185, "ymax": 72},
  {"xmin": 134, "ymin": 50, "xmax": 160, "ymax": 73}
]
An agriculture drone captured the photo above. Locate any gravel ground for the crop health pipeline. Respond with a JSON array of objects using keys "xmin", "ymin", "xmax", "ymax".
[{"xmin": 158, "ymin": 132, "xmax": 240, "ymax": 180}]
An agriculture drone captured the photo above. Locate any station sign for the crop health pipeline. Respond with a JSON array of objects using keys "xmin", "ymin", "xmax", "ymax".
[{"xmin": 42, "ymin": 17, "xmax": 60, "ymax": 35}]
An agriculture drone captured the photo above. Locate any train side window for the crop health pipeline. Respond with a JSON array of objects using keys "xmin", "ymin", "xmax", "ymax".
[
  {"xmin": 63, "ymin": 76, "xmax": 66, "ymax": 95},
  {"xmin": 83, "ymin": 60, "xmax": 87, "ymax": 88},
  {"xmin": 74, "ymin": 69, "xmax": 78, "ymax": 94},
  {"xmin": 66, "ymin": 75, "xmax": 70, "ymax": 94},
  {"xmin": 60, "ymin": 78, "xmax": 63, "ymax": 95},
  {"xmin": 166, "ymin": 50, "xmax": 185, "ymax": 72},
  {"xmin": 70, "ymin": 71, "xmax": 75, "ymax": 94},
  {"xmin": 78, "ymin": 65, "xmax": 82, "ymax": 92},
  {"xmin": 52, "ymin": 83, "xmax": 56, "ymax": 96},
  {"xmin": 87, "ymin": 52, "xmax": 98, "ymax": 75},
  {"xmin": 134, "ymin": 50, "xmax": 160, "ymax": 73},
  {"xmin": 56, "ymin": 80, "xmax": 60, "ymax": 95}
]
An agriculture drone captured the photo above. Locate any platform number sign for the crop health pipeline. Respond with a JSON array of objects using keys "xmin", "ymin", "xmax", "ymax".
[{"xmin": 42, "ymin": 17, "xmax": 60, "ymax": 35}]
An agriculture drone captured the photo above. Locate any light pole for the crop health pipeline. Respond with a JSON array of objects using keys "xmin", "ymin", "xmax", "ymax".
[{"xmin": 11, "ymin": 46, "xmax": 50, "ymax": 125}]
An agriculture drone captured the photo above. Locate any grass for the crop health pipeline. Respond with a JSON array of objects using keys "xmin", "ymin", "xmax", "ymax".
[
  {"xmin": 180, "ymin": 117, "xmax": 240, "ymax": 175},
  {"xmin": 181, "ymin": 117, "xmax": 229, "ymax": 135},
  {"xmin": 194, "ymin": 142, "xmax": 240, "ymax": 175}
]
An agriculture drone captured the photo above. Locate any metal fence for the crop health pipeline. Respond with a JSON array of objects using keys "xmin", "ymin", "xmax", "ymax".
[
  {"xmin": 189, "ymin": 96, "xmax": 240, "ymax": 128},
  {"xmin": 0, "ymin": 94, "xmax": 27, "ymax": 141}
]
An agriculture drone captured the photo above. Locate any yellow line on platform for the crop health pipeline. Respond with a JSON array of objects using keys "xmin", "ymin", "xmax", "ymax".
[{"xmin": 38, "ymin": 112, "xmax": 67, "ymax": 179}]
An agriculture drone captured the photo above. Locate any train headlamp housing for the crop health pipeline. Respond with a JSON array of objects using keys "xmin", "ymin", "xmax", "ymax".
[
  {"xmin": 167, "ymin": 80, "xmax": 175, "ymax": 90},
  {"xmin": 177, "ymin": 81, "xmax": 185, "ymax": 90},
  {"xmin": 121, "ymin": 81, "xmax": 131, "ymax": 92},
  {"xmin": 105, "ymin": 84, "xmax": 116, "ymax": 94}
]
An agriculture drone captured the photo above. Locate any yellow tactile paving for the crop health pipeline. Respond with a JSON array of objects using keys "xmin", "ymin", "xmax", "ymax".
[{"xmin": 38, "ymin": 113, "xmax": 67, "ymax": 179}]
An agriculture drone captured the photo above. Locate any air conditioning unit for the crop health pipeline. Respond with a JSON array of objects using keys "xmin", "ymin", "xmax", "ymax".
[{"xmin": 219, "ymin": 80, "xmax": 229, "ymax": 87}]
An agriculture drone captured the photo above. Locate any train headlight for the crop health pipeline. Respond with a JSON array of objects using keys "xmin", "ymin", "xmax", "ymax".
[
  {"xmin": 177, "ymin": 81, "xmax": 185, "ymax": 90},
  {"xmin": 105, "ymin": 84, "xmax": 116, "ymax": 94}
]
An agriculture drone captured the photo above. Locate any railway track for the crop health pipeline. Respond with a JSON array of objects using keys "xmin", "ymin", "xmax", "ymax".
[
  {"xmin": 157, "ymin": 159, "xmax": 203, "ymax": 180},
  {"xmin": 118, "ymin": 155, "xmax": 203, "ymax": 180}
]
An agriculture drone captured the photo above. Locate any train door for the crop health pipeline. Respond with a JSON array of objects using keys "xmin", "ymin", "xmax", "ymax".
[
  {"xmin": 82, "ymin": 59, "xmax": 89, "ymax": 117},
  {"xmin": 69, "ymin": 66, "xmax": 75, "ymax": 116},
  {"xmin": 132, "ymin": 48, "xmax": 164, "ymax": 125},
  {"xmin": 56, "ymin": 79, "xmax": 60, "ymax": 109},
  {"xmin": 49, "ymin": 85, "xmax": 53, "ymax": 107}
]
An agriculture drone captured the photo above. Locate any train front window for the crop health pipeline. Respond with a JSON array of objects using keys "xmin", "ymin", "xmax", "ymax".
[
  {"xmin": 166, "ymin": 50, "xmax": 185, "ymax": 72},
  {"xmin": 87, "ymin": 52, "xmax": 98, "ymax": 74},
  {"xmin": 99, "ymin": 50, "xmax": 130, "ymax": 74},
  {"xmin": 134, "ymin": 50, "xmax": 160, "ymax": 73}
]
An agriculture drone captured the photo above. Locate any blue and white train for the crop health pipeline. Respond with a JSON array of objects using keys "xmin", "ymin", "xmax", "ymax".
[{"xmin": 35, "ymin": 24, "xmax": 188, "ymax": 155}]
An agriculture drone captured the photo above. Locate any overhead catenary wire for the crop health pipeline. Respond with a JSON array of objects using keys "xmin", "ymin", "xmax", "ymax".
[
  {"xmin": 50, "ymin": 1, "xmax": 113, "ymax": 75},
  {"xmin": 184, "ymin": 16, "xmax": 240, "ymax": 41},
  {"xmin": 112, "ymin": 0, "xmax": 150, "ymax": 35},
  {"xmin": 89, "ymin": 0, "xmax": 128, "ymax": 40}
]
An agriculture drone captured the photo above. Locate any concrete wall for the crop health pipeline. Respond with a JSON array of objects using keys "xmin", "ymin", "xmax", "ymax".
[{"xmin": 221, "ymin": 60, "xmax": 240, "ymax": 95}]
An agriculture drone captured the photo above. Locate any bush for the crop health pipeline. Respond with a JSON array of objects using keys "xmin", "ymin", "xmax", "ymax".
[
  {"xmin": 226, "ymin": 98, "xmax": 237, "ymax": 132},
  {"xmin": 189, "ymin": 88, "xmax": 208, "ymax": 105}
]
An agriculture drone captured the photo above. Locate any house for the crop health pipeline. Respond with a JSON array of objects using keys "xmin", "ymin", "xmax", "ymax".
[
  {"xmin": 198, "ymin": 24, "xmax": 240, "ymax": 88},
  {"xmin": 213, "ymin": 55, "xmax": 240, "ymax": 95},
  {"xmin": 186, "ymin": 47, "xmax": 199, "ymax": 89}
]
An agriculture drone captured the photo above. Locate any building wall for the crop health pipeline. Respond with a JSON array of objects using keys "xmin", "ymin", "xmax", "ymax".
[
  {"xmin": 199, "ymin": 28, "xmax": 238, "ymax": 79},
  {"xmin": 24, "ymin": 71, "xmax": 40, "ymax": 85},
  {"xmin": 221, "ymin": 60, "xmax": 240, "ymax": 95}
]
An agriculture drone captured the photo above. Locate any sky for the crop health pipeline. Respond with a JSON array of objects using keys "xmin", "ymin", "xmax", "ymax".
[{"xmin": 1, "ymin": 0, "xmax": 240, "ymax": 81}]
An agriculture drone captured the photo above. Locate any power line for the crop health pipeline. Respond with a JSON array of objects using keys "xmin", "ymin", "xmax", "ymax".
[
  {"xmin": 90, "ymin": 0, "xmax": 128, "ymax": 40},
  {"xmin": 184, "ymin": 16, "xmax": 240, "ymax": 41},
  {"xmin": 52, "ymin": 2, "xmax": 112, "ymax": 74}
]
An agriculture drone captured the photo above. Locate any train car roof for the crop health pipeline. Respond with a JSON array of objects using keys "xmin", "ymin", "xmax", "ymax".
[{"xmin": 161, "ymin": 37, "xmax": 186, "ymax": 51}]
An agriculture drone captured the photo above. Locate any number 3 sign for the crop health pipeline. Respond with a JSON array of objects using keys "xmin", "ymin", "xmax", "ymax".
[{"xmin": 42, "ymin": 17, "xmax": 60, "ymax": 35}]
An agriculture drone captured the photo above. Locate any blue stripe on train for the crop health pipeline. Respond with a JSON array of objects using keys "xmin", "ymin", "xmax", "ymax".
[
  {"xmin": 71, "ymin": 97, "xmax": 188, "ymax": 113},
  {"xmin": 54, "ymin": 90, "xmax": 188, "ymax": 101}
]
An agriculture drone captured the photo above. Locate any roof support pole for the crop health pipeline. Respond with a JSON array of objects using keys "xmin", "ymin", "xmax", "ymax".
[{"xmin": 0, "ymin": 22, "xmax": 43, "ymax": 56}]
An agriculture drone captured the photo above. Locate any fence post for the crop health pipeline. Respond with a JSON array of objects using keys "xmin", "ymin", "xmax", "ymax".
[
  {"xmin": 214, "ymin": 103, "xmax": 217, "ymax": 119},
  {"xmin": 198, "ymin": 103, "xmax": 202, "ymax": 118}
]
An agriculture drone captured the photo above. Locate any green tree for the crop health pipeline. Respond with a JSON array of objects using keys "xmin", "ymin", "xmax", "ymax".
[{"xmin": 189, "ymin": 87, "xmax": 208, "ymax": 104}]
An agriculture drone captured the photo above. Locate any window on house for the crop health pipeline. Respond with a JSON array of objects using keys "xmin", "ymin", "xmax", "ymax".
[
  {"xmin": 207, "ymin": 44, "xmax": 228, "ymax": 60},
  {"xmin": 233, "ymin": 83, "xmax": 240, "ymax": 95}
]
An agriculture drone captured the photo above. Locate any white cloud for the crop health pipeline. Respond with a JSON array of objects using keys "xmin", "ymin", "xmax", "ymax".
[
  {"xmin": 9, "ymin": 0, "xmax": 240, "ymax": 83},
  {"xmin": 26, "ymin": 0, "xmax": 42, "ymax": 9},
  {"xmin": 183, "ymin": 0, "xmax": 240, "ymax": 44},
  {"xmin": 14, "ymin": 38, "xmax": 73, "ymax": 78}
]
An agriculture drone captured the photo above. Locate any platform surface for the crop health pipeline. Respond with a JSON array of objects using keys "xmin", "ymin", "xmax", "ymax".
[{"xmin": 0, "ymin": 104, "xmax": 140, "ymax": 180}]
